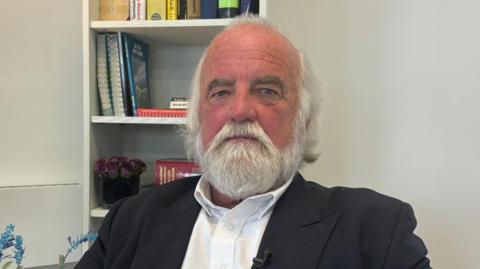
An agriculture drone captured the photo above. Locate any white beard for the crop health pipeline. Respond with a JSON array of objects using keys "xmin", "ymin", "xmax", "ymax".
[{"xmin": 196, "ymin": 119, "xmax": 305, "ymax": 201}]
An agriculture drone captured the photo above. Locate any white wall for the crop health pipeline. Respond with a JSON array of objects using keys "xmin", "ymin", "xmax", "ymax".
[
  {"xmin": 269, "ymin": 0, "xmax": 480, "ymax": 268},
  {"xmin": 0, "ymin": 1, "xmax": 83, "ymax": 267}
]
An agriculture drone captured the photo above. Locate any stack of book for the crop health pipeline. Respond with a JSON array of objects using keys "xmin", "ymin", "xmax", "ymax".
[
  {"xmin": 154, "ymin": 159, "xmax": 201, "ymax": 185},
  {"xmin": 99, "ymin": 0, "xmax": 259, "ymax": 20},
  {"xmin": 96, "ymin": 32, "xmax": 151, "ymax": 117}
]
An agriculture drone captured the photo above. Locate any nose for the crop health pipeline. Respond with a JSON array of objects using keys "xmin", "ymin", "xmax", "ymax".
[{"xmin": 229, "ymin": 82, "xmax": 256, "ymax": 122}]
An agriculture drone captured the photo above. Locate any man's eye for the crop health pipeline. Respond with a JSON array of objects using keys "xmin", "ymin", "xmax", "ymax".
[
  {"xmin": 259, "ymin": 88, "xmax": 278, "ymax": 96},
  {"xmin": 254, "ymin": 88, "xmax": 281, "ymax": 104},
  {"xmin": 210, "ymin": 90, "xmax": 230, "ymax": 98},
  {"xmin": 208, "ymin": 89, "xmax": 231, "ymax": 105}
]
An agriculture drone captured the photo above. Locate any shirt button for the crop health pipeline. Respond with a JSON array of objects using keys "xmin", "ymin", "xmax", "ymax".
[{"xmin": 226, "ymin": 223, "xmax": 235, "ymax": 231}]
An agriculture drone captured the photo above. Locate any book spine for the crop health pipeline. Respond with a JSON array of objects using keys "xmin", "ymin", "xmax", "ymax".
[
  {"xmin": 137, "ymin": 108, "xmax": 187, "ymax": 117},
  {"xmin": 117, "ymin": 32, "xmax": 132, "ymax": 116},
  {"xmin": 169, "ymin": 101, "xmax": 189, "ymax": 109},
  {"xmin": 106, "ymin": 33, "xmax": 126, "ymax": 116},
  {"xmin": 201, "ymin": 0, "xmax": 217, "ymax": 18},
  {"xmin": 240, "ymin": 0, "xmax": 258, "ymax": 14},
  {"xmin": 122, "ymin": 34, "xmax": 138, "ymax": 116},
  {"xmin": 130, "ymin": 0, "xmax": 136, "ymax": 20},
  {"xmin": 218, "ymin": 0, "xmax": 239, "ymax": 18},
  {"xmin": 147, "ymin": 0, "xmax": 167, "ymax": 20},
  {"xmin": 99, "ymin": 0, "xmax": 130, "ymax": 20},
  {"xmin": 154, "ymin": 160, "xmax": 200, "ymax": 185},
  {"xmin": 186, "ymin": 0, "xmax": 201, "ymax": 19},
  {"xmin": 96, "ymin": 33, "xmax": 114, "ymax": 116},
  {"xmin": 178, "ymin": 0, "xmax": 187, "ymax": 19},
  {"xmin": 136, "ymin": 0, "xmax": 146, "ymax": 20},
  {"xmin": 167, "ymin": 0, "xmax": 177, "ymax": 20}
]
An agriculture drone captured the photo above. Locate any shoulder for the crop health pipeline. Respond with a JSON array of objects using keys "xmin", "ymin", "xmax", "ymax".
[
  {"xmin": 104, "ymin": 176, "xmax": 200, "ymax": 231},
  {"xmin": 303, "ymin": 180, "xmax": 408, "ymax": 224}
]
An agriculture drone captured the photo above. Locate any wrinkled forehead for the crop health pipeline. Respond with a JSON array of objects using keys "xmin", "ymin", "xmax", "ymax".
[{"xmin": 201, "ymin": 24, "xmax": 300, "ymax": 79}]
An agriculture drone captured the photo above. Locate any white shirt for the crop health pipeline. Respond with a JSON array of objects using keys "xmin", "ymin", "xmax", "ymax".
[{"xmin": 181, "ymin": 176, "xmax": 293, "ymax": 269}]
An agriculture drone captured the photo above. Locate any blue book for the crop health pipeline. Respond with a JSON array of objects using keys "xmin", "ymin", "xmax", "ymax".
[
  {"xmin": 240, "ymin": 0, "xmax": 258, "ymax": 14},
  {"xmin": 201, "ymin": 0, "xmax": 217, "ymax": 18},
  {"xmin": 122, "ymin": 33, "xmax": 151, "ymax": 116}
]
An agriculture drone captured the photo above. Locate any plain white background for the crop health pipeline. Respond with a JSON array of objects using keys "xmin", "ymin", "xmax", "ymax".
[
  {"xmin": 0, "ymin": 0, "xmax": 479, "ymax": 268},
  {"xmin": 268, "ymin": 0, "xmax": 480, "ymax": 268}
]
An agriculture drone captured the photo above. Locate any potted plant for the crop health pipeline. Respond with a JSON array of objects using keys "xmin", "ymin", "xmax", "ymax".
[{"xmin": 95, "ymin": 157, "xmax": 146, "ymax": 206}]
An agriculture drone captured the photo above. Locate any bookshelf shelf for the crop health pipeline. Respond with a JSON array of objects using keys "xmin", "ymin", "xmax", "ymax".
[
  {"xmin": 91, "ymin": 116, "xmax": 187, "ymax": 125},
  {"xmin": 91, "ymin": 19, "xmax": 234, "ymax": 45},
  {"xmin": 90, "ymin": 206, "xmax": 108, "ymax": 218}
]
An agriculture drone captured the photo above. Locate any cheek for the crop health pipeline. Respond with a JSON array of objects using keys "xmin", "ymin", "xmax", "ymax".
[
  {"xmin": 199, "ymin": 106, "xmax": 228, "ymax": 150},
  {"xmin": 257, "ymin": 106, "xmax": 298, "ymax": 149}
]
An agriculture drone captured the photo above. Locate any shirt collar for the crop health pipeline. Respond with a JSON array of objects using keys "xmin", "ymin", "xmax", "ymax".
[{"xmin": 194, "ymin": 175, "xmax": 293, "ymax": 220}]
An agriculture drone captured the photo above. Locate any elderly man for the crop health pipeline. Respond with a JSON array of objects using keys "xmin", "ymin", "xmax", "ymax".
[{"xmin": 76, "ymin": 17, "xmax": 431, "ymax": 269}]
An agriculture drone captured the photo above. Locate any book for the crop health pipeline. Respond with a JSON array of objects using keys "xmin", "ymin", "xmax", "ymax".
[
  {"xmin": 96, "ymin": 33, "xmax": 114, "ymax": 116},
  {"xmin": 106, "ymin": 33, "xmax": 127, "ymax": 116},
  {"xmin": 137, "ymin": 108, "xmax": 187, "ymax": 117},
  {"xmin": 154, "ymin": 160, "xmax": 200, "ymax": 185},
  {"xmin": 116, "ymin": 32, "xmax": 133, "ymax": 116},
  {"xmin": 99, "ymin": 0, "xmax": 129, "ymax": 20},
  {"xmin": 240, "ymin": 0, "xmax": 259, "ymax": 15},
  {"xmin": 130, "ymin": 0, "xmax": 146, "ymax": 20},
  {"xmin": 167, "ymin": 0, "xmax": 177, "ymax": 20},
  {"xmin": 201, "ymin": 0, "xmax": 217, "ymax": 18},
  {"xmin": 186, "ymin": 0, "xmax": 201, "ymax": 19},
  {"xmin": 122, "ymin": 33, "xmax": 151, "ymax": 116},
  {"xmin": 170, "ymin": 97, "xmax": 189, "ymax": 109},
  {"xmin": 178, "ymin": 0, "xmax": 187, "ymax": 19},
  {"xmin": 218, "ymin": 0, "xmax": 239, "ymax": 18},
  {"xmin": 147, "ymin": 0, "xmax": 167, "ymax": 20}
]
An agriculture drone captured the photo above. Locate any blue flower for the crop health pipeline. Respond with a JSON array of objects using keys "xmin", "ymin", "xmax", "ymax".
[
  {"xmin": 13, "ymin": 235, "xmax": 25, "ymax": 266},
  {"xmin": 0, "ymin": 224, "xmax": 15, "ymax": 261},
  {"xmin": 65, "ymin": 231, "xmax": 98, "ymax": 256}
]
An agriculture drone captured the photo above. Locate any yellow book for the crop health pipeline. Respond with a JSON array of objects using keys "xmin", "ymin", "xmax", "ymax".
[
  {"xmin": 167, "ymin": 0, "xmax": 177, "ymax": 20},
  {"xmin": 147, "ymin": 0, "xmax": 167, "ymax": 20},
  {"xmin": 99, "ymin": 0, "xmax": 129, "ymax": 20}
]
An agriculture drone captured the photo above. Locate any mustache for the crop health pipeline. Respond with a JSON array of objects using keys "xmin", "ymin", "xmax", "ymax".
[{"xmin": 207, "ymin": 121, "xmax": 273, "ymax": 151}]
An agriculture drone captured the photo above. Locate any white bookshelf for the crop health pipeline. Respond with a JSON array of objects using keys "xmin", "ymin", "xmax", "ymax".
[
  {"xmin": 90, "ymin": 206, "xmax": 108, "ymax": 218},
  {"xmin": 82, "ymin": 0, "xmax": 269, "ymax": 251}
]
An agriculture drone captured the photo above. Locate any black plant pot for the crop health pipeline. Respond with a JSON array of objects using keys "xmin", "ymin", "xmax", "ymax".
[{"xmin": 102, "ymin": 176, "xmax": 140, "ymax": 205}]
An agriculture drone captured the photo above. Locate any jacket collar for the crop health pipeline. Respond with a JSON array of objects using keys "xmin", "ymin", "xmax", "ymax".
[
  {"xmin": 135, "ymin": 173, "xmax": 339, "ymax": 269},
  {"xmin": 133, "ymin": 177, "xmax": 202, "ymax": 268},
  {"xmin": 255, "ymin": 173, "xmax": 340, "ymax": 269}
]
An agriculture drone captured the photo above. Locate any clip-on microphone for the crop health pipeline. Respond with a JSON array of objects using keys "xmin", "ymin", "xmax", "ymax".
[{"xmin": 251, "ymin": 248, "xmax": 272, "ymax": 268}]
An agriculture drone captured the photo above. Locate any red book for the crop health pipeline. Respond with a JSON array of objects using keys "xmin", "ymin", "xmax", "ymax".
[
  {"xmin": 154, "ymin": 160, "xmax": 200, "ymax": 185},
  {"xmin": 136, "ymin": 108, "xmax": 187, "ymax": 117}
]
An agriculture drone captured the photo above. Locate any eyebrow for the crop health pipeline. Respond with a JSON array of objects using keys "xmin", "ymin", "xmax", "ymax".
[{"xmin": 207, "ymin": 79, "xmax": 235, "ymax": 92}]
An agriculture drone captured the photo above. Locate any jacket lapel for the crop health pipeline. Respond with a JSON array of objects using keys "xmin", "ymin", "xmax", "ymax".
[
  {"xmin": 256, "ymin": 174, "xmax": 340, "ymax": 269},
  {"xmin": 132, "ymin": 180, "xmax": 202, "ymax": 269}
]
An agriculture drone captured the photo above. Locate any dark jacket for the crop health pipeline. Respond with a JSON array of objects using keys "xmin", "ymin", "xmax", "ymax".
[{"xmin": 75, "ymin": 173, "xmax": 431, "ymax": 269}]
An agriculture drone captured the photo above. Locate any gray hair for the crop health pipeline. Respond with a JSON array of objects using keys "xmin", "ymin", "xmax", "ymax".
[{"xmin": 183, "ymin": 16, "xmax": 323, "ymax": 163}]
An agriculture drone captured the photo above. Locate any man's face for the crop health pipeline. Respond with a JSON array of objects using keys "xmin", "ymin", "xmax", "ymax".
[{"xmin": 199, "ymin": 25, "xmax": 300, "ymax": 152}]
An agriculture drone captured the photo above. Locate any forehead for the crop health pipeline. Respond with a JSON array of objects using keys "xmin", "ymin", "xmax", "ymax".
[{"xmin": 201, "ymin": 24, "xmax": 299, "ymax": 81}]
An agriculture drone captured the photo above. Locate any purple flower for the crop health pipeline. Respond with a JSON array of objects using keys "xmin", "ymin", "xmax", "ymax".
[
  {"xmin": 95, "ymin": 157, "xmax": 146, "ymax": 180},
  {"xmin": 95, "ymin": 158, "xmax": 108, "ymax": 177},
  {"xmin": 106, "ymin": 159, "xmax": 120, "ymax": 178},
  {"xmin": 120, "ymin": 159, "xmax": 134, "ymax": 178}
]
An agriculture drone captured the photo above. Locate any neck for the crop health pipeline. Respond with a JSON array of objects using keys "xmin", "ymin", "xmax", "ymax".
[{"xmin": 209, "ymin": 185, "xmax": 242, "ymax": 209}]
